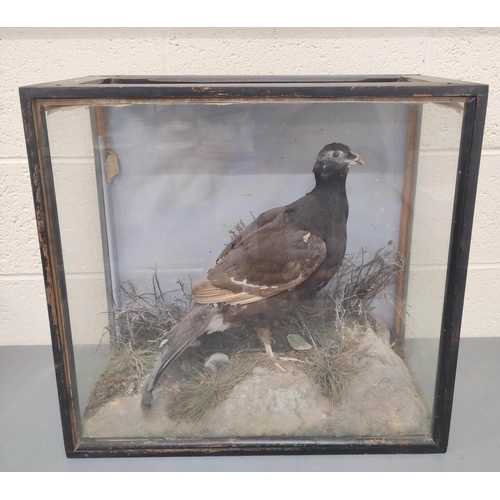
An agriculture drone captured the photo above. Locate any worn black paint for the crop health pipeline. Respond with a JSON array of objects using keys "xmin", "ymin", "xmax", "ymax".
[
  {"xmin": 19, "ymin": 99, "xmax": 78, "ymax": 454},
  {"xmin": 19, "ymin": 75, "xmax": 488, "ymax": 458},
  {"xmin": 433, "ymin": 94, "xmax": 489, "ymax": 449}
]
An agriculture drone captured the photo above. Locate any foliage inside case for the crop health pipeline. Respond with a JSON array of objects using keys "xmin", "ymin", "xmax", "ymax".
[{"xmin": 83, "ymin": 231, "xmax": 431, "ymax": 438}]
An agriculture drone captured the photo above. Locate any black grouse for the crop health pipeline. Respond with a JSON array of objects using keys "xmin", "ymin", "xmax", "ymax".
[{"xmin": 141, "ymin": 142, "xmax": 364, "ymax": 407}]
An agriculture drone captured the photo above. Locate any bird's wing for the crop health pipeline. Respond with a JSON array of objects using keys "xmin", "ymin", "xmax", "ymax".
[
  {"xmin": 216, "ymin": 206, "xmax": 285, "ymax": 264},
  {"xmin": 193, "ymin": 225, "xmax": 326, "ymax": 305}
]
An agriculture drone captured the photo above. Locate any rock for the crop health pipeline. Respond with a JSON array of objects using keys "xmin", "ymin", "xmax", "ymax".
[
  {"xmin": 204, "ymin": 352, "xmax": 229, "ymax": 372},
  {"xmin": 83, "ymin": 324, "xmax": 430, "ymax": 439},
  {"xmin": 373, "ymin": 318, "xmax": 392, "ymax": 346},
  {"xmin": 200, "ymin": 366, "xmax": 331, "ymax": 437},
  {"xmin": 326, "ymin": 326, "xmax": 430, "ymax": 436}
]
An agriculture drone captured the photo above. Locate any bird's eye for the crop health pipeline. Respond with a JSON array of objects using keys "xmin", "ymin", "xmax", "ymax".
[{"xmin": 332, "ymin": 151, "xmax": 340, "ymax": 158}]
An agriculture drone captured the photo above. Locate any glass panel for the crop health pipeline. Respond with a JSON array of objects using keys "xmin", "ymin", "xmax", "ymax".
[
  {"xmin": 405, "ymin": 101, "xmax": 464, "ymax": 413},
  {"xmin": 44, "ymin": 98, "xmax": 464, "ymax": 440},
  {"xmin": 44, "ymin": 105, "xmax": 111, "ymax": 413}
]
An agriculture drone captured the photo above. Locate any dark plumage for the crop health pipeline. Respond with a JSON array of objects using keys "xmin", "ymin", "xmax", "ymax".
[{"xmin": 141, "ymin": 142, "xmax": 364, "ymax": 407}]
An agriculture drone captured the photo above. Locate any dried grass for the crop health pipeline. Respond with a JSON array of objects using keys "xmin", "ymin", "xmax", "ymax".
[
  {"xmin": 165, "ymin": 354, "xmax": 259, "ymax": 422},
  {"xmin": 110, "ymin": 273, "xmax": 192, "ymax": 354},
  {"xmin": 84, "ymin": 274, "xmax": 193, "ymax": 419},
  {"xmin": 277, "ymin": 244, "xmax": 404, "ymax": 406},
  {"xmin": 310, "ymin": 336, "xmax": 366, "ymax": 404},
  {"xmin": 227, "ymin": 218, "xmax": 247, "ymax": 242},
  {"xmin": 226, "ymin": 212, "xmax": 255, "ymax": 242},
  {"xmin": 323, "ymin": 245, "xmax": 404, "ymax": 329}
]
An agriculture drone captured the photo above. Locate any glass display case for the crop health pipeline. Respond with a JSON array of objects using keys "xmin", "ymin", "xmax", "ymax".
[{"xmin": 19, "ymin": 75, "xmax": 488, "ymax": 457}]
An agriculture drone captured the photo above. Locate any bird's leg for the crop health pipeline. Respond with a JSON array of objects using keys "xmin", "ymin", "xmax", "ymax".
[
  {"xmin": 258, "ymin": 325, "xmax": 288, "ymax": 372},
  {"xmin": 257, "ymin": 326, "xmax": 274, "ymax": 358}
]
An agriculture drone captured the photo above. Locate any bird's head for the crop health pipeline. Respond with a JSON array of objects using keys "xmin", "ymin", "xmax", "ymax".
[{"xmin": 313, "ymin": 142, "xmax": 364, "ymax": 184}]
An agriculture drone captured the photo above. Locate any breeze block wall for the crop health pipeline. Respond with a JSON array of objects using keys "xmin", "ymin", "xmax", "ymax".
[{"xmin": 0, "ymin": 27, "xmax": 499, "ymax": 345}]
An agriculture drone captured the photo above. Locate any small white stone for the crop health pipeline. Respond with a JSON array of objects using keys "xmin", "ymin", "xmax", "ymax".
[{"xmin": 204, "ymin": 352, "xmax": 229, "ymax": 372}]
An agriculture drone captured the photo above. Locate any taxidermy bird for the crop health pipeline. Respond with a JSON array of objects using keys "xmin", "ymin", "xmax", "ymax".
[{"xmin": 141, "ymin": 142, "xmax": 364, "ymax": 408}]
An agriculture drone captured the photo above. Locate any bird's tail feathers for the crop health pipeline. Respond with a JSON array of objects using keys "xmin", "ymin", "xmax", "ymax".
[{"xmin": 141, "ymin": 303, "xmax": 214, "ymax": 408}]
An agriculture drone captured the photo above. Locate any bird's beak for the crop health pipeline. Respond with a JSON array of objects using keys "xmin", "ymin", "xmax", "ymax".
[{"xmin": 350, "ymin": 153, "xmax": 364, "ymax": 166}]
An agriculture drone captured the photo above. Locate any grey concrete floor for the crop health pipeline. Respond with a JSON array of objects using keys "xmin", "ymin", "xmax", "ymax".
[{"xmin": 0, "ymin": 338, "xmax": 499, "ymax": 471}]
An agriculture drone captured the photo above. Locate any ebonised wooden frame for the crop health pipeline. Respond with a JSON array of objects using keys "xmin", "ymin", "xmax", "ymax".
[{"xmin": 19, "ymin": 75, "xmax": 488, "ymax": 458}]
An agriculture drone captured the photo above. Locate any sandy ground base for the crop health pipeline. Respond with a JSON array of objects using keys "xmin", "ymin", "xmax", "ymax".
[{"xmin": 83, "ymin": 325, "xmax": 431, "ymax": 439}]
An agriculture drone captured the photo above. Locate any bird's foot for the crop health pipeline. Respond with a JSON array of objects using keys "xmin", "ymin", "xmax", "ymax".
[
  {"xmin": 278, "ymin": 356, "xmax": 304, "ymax": 363},
  {"xmin": 274, "ymin": 362, "xmax": 286, "ymax": 373}
]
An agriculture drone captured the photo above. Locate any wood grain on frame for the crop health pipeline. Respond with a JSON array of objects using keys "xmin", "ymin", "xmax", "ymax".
[{"xmin": 393, "ymin": 104, "xmax": 420, "ymax": 354}]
